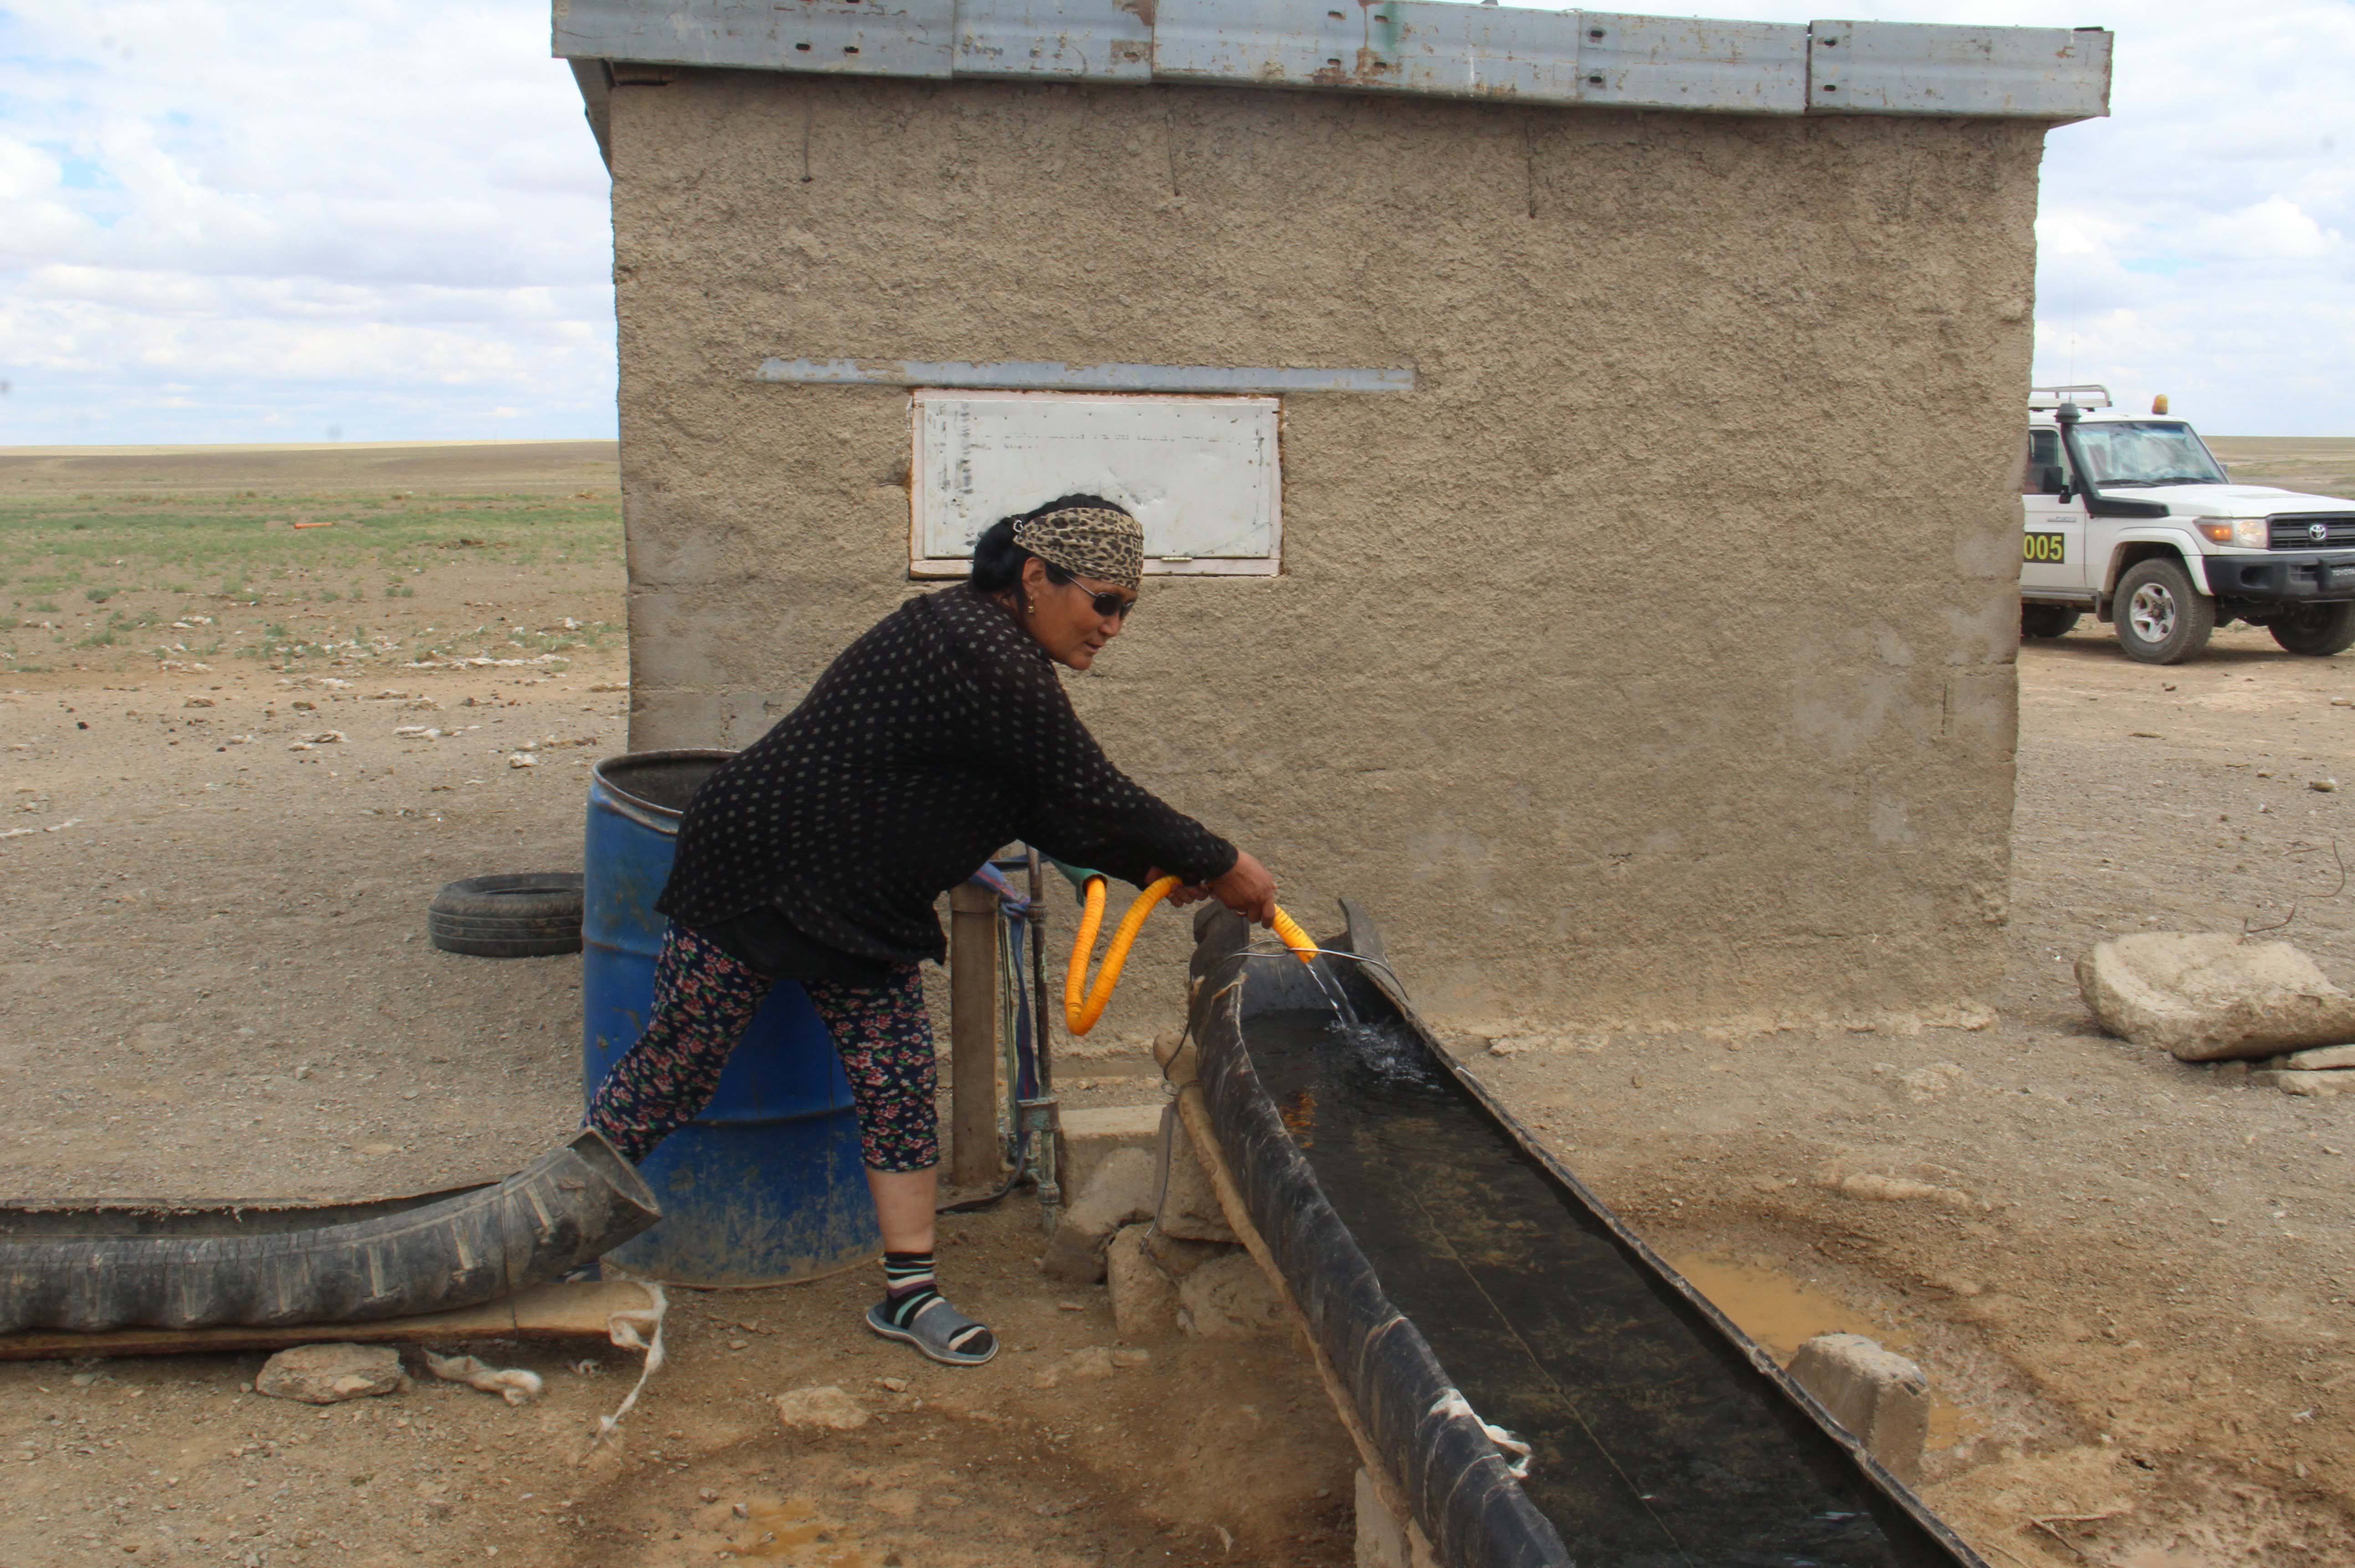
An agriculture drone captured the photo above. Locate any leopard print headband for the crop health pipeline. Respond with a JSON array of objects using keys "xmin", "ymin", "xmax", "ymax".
[{"xmin": 1012, "ymin": 506, "xmax": 1143, "ymax": 592}]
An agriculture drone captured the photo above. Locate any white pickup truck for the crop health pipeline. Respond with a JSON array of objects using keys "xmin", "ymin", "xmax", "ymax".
[{"xmin": 2020, "ymin": 386, "xmax": 2355, "ymax": 663}]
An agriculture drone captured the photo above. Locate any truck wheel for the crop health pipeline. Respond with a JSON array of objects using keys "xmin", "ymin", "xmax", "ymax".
[
  {"xmin": 2113, "ymin": 558, "xmax": 2215, "ymax": 664},
  {"xmin": 2268, "ymin": 603, "xmax": 2355, "ymax": 657},
  {"xmin": 2020, "ymin": 605, "xmax": 2081, "ymax": 639}
]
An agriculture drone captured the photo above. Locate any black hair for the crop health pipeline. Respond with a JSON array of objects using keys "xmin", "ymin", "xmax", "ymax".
[{"xmin": 969, "ymin": 494, "xmax": 1131, "ymax": 592}]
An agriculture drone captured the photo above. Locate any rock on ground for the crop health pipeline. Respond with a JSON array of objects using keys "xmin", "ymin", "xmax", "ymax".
[
  {"xmin": 1040, "ymin": 1146, "xmax": 1156, "ymax": 1284},
  {"xmin": 1146, "ymin": 1227, "xmax": 1232, "ymax": 1277},
  {"xmin": 253, "ymin": 1344, "xmax": 407, "ymax": 1405},
  {"xmin": 772, "ymin": 1385, "xmax": 869, "ymax": 1431},
  {"xmin": 2252, "ymin": 1068, "xmax": 2355, "ymax": 1097},
  {"xmin": 2077, "ymin": 932, "xmax": 2355, "ymax": 1061},
  {"xmin": 2264, "ymin": 1043, "xmax": 2355, "ymax": 1071},
  {"xmin": 1178, "ymin": 1251, "xmax": 1287, "ymax": 1339},
  {"xmin": 1787, "ymin": 1333, "xmax": 1929, "ymax": 1482},
  {"xmin": 1106, "ymin": 1223, "xmax": 1179, "ymax": 1339},
  {"xmin": 1032, "ymin": 1346, "xmax": 1117, "ymax": 1388}
]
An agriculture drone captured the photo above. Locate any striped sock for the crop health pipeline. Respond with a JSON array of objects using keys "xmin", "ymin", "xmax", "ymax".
[{"xmin": 881, "ymin": 1251, "xmax": 938, "ymax": 1327}]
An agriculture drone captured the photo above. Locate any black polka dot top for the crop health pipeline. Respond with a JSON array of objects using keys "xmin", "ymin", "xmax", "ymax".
[{"xmin": 656, "ymin": 583, "xmax": 1239, "ymax": 969}]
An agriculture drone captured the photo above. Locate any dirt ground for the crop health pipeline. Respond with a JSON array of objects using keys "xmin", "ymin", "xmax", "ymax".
[{"xmin": 5, "ymin": 440, "xmax": 2355, "ymax": 1568}]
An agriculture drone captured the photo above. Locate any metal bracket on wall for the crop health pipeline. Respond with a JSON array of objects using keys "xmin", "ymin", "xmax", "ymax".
[{"xmin": 754, "ymin": 358, "xmax": 1416, "ymax": 394}]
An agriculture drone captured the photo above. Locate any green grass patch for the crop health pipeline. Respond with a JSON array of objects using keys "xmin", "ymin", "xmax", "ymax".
[{"xmin": 0, "ymin": 490, "xmax": 622, "ymax": 592}]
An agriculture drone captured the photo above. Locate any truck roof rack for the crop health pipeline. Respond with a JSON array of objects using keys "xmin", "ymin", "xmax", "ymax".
[{"xmin": 2029, "ymin": 384, "xmax": 2111, "ymax": 411}]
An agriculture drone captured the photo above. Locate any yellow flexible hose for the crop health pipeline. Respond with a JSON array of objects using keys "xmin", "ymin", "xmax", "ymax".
[
  {"xmin": 1065, "ymin": 875, "xmax": 1320, "ymax": 1036},
  {"xmin": 1269, "ymin": 907, "xmax": 1318, "ymax": 964}
]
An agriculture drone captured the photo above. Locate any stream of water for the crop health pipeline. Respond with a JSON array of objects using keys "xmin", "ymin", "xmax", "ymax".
[{"xmin": 1244, "ymin": 1010, "xmax": 1913, "ymax": 1568}]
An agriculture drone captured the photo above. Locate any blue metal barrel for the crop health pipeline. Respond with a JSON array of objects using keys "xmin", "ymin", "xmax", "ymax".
[{"xmin": 582, "ymin": 750, "xmax": 879, "ymax": 1286}]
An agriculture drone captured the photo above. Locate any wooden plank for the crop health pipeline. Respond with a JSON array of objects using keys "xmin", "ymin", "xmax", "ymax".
[
  {"xmin": 948, "ymin": 881, "xmax": 1002, "ymax": 1186},
  {"xmin": 0, "ymin": 1279, "xmax": 653, "ymax": 1362}
]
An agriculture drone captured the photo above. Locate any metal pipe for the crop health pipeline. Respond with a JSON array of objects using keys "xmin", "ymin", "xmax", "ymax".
[{"xmin": 1028, "ymin": 847, "xmax": 1051, "ymax": 1092}]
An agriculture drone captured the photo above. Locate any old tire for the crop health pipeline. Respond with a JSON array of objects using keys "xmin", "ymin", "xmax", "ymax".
[
  {"xmin": 2268, "ymin": 603, "xmax": 2355, "ymax": 657},
  {"xmin": 2113, "ymin": 558, "xmax": 2215, "ymax": 665},
  {"xmin": 2021, "ymin": 605, "xmax": 2082, "ymax": 639},
  {"xmin": 428, "ymin": 873, "xmax": 584, "ymax": 957}
]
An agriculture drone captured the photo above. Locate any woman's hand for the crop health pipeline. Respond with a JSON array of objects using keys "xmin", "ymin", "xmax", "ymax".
[{"xmin": 1207, "ymin": 850, "xmax": 1278, "ymax": 928}]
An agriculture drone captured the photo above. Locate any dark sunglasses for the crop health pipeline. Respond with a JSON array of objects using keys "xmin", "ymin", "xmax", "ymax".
[{"xmin": 1046, "ymin": 566, "xmax": 1137, "ymax": 620}]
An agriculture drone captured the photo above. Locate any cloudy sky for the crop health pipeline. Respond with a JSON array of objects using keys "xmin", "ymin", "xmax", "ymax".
[{"xmin": 0, "ymin": 0, "xmax": 2348, "ymax": 444}]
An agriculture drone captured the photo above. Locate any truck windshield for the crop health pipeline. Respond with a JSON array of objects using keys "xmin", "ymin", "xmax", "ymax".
[{"xmin": 2070, "ymin": 422, "xmax": 2228, "ymax": 487}]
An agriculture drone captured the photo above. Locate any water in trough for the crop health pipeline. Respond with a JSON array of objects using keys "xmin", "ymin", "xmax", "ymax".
[{"xmin": 1245, "ymin": 1010, "xmax": 1913, "ymax": 1568}]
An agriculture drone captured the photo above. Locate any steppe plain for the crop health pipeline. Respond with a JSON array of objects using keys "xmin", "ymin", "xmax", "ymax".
[{"xmin": 0, "ymin": 438, "xmax": 2352, "ymax": 1568}]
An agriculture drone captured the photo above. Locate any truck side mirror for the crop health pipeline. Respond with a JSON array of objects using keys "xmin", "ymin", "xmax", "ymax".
[{"xmin": 2039, "ymin": 465, "xmax": 2070, "ymax": 499}]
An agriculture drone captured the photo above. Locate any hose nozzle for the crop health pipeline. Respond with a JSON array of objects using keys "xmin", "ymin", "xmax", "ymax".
[{"xmin": 1269, "ymin": 907, "xmax": 1319, "ymax": 967}]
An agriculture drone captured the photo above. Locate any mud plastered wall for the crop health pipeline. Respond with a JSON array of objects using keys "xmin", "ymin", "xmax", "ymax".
[{"xmin": 608, "ymin": 72, "xmax": 2042, "ymax": 1025}]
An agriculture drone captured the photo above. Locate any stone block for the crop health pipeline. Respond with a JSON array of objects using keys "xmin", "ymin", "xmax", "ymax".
[
  {"xmin": 1144, "ymin": 1227, "xmax": 1232, "ymax": 1278},
  {"xmin": 1354, "ymin": 1467, "xmax": 1438, "ymax": 1568},
  {"xmin": 254, "ymin": 1344, "xmax": 407, "ymax": 1405},
  {"xmin": 1155, "ymin": 1101, "xmax": 1237, "ymax": 1244},
  {"xmin": 1057, "ymin": 1104, "xmax": 1163, "ymax": 1201},
  {"xmin": 1105, "ymin": 1224, "xmax": 1178, "ymax": 1341},
  {"xmin": 2077, "ymin": 933, "xmax": 2355, "ymax": 1061},
  {"xmin": 1040, "ymin": 1147, "xmax": 1155, "ymax": 1284},
  {"xmin": 1177, "ymin": 1251, "xmax": 1285, "ymax": 1339},
  {"xmin": 1787, "ymin": 1333, "xmax": 1928, "ymax": 1482}
]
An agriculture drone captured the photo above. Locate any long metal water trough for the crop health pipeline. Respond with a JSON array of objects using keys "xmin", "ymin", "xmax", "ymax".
[{"xmin": 1186, "ymin": 904, "xmax": 1984, "ymax": 1568}]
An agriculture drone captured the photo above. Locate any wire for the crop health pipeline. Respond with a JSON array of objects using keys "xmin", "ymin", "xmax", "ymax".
[{"xmin": 1238, "ymin": 940, "xmax": 1408, "ymax": 995}]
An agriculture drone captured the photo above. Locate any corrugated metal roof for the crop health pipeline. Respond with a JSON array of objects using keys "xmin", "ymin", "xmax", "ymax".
[{"xmin": 551, "ymin": 0, "xmax": 2110, "ymax": 120}]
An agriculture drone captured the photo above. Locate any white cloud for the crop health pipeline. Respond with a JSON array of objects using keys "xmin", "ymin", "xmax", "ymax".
[
  {"xmin": 1, "ymin": 0, "xmax": 2350, "ymax": 440},
  {"xmin": 0, "ymin": 0, "xmax": 614, "ymax": 442}
]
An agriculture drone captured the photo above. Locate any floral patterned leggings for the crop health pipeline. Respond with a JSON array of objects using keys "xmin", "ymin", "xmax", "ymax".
[{"xmin": 584, "ymin": 922, "xmax": 938, "ymax": 1174}]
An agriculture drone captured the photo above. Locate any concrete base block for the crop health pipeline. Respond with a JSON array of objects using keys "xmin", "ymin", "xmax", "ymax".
[
  {"xmin": 1354, "ymin": 1468, "xmax": 1437, "ymax": 1568},
  {"xmin": 1787, "ymin": 1332, "xmax": 1929, "ymax": 1482},
  {"xmin": 1057, "ymin": 1104, "xmax": 1163, "ymax": 1201},
  {"xmin": 1154, "ymin": 1101, "xmax": 1237, "ymax": 1244}
]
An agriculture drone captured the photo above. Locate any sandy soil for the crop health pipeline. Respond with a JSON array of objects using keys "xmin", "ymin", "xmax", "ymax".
[{"xmin": 6, "ymin": 442, "xmax": 2355, "ymax": 1568}]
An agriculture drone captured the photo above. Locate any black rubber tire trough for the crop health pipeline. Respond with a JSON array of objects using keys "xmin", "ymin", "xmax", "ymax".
[{"xmin": 0, "ymin": 1130, "xmax": 659, "ymax": 1333}]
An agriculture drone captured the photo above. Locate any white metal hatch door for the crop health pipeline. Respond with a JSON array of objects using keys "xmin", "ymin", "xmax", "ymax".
[{"xmin": 910, "ymin": 390, "xmax": 1281, "ymax": 577}]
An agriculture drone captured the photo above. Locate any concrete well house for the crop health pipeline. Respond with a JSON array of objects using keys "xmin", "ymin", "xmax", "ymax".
[{"xmin": 553, "ymin": 0, "xmax": 2110, "ymax": 1023}]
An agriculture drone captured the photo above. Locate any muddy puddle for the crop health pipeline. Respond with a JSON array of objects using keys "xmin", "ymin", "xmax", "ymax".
[{"xmin": 1664, "ymin": 1253, "xmax": 1985, "ymax": 1453}]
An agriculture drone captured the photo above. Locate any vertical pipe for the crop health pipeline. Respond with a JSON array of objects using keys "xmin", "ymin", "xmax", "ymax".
[
  {"xmin": 947, "ymin": 881, "xmax": 1000, "ymax": 1187},
  {"xmin": 1027, "ymin": 848, "xmax": 1051, "ymax": 1093}
]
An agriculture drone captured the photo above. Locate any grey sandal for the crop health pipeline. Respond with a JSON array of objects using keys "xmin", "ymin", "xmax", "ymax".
[{"xmin": 865, "ymin": 1297, "xmax": 998, "ymax": 1366}]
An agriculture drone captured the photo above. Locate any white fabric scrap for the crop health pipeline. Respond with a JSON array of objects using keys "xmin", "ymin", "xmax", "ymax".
[
  {"xmin": 583, "ymin": 1277, "xmax": 668, "ymax": 1459},
  {"xmin": 1429, "ymin": 1387, "xmax": 1534, "ymax": 1480},
  {"xmin": 424, "ymin": 1351, "xmax": 544, "ymax": 1406}
]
